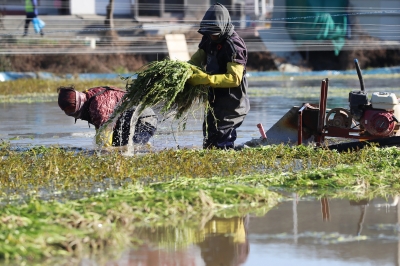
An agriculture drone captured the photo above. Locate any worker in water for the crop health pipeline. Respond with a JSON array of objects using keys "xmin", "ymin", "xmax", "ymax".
[
  {"xmin": 187, "ymin": 3, "xmax": 250, "ymax": 150},
  {"xmin": 57, "ymin": 85, "xmax": 158, "ymax": 147}
]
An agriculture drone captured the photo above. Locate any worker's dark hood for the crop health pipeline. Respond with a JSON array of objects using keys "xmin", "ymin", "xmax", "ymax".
[{"xmin": 198, "ymin": 3, "xmax": 234, "ymax": 40}]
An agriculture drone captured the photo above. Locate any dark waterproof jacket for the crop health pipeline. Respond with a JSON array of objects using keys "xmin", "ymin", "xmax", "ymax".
[
  {"xmin": 79, "ymin": 86, "xmax": 157, "ymax": 129},
  {"xmin": 198, "ymin": 4, "xmax": 250, "ymax": 130}
]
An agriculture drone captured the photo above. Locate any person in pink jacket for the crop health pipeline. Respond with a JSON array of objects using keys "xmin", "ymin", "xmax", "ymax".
[{"xmin": 57, "ymin": 85, "xmax": 157, "ymax": 147}]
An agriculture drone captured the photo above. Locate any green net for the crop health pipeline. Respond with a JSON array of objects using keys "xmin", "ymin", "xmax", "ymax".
[{"xmin": 286, "ymin": 0, "xmax": 349, "ymax": 56}]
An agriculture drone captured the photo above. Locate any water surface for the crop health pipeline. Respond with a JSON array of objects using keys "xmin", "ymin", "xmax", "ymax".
[
  {"xmin": 2, "ymin": 75, "xmax": 400, "ymax": 150},
  {"xmin": 88, "ymin": 195, "xmax": 400, "ymax": 266},
  {"xmin": 2, "ymin": 75, "xmax": 400, "ymax": 265}
]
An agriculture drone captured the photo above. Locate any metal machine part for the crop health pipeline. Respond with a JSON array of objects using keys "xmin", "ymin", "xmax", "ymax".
[
  {"xmin": 348, "ymin": 90, "xmax": 369, "ymax": 121},
  {"xmin": 325, "ymin": 108, "xmax": 353, "ymax": 129},
  {"xmin": 240, "ymin": 58, "xmax": 400, "ymax": 149},
  {"xmin": 360, "ymin": 109, "xmax": 396, "ymax": 136}
]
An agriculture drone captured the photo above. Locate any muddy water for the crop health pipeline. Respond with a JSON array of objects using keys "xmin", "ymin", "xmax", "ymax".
[
  {"xmin": 1, "ymin": 75, "xmax": 400, "ymax": 150},
  {"xmin": 91, "ymin": 195, "xmax": 400, "ymax": 266},
  {"xmin": 0, "ymin": 97, "xmax": 301, "ymax": 150}
]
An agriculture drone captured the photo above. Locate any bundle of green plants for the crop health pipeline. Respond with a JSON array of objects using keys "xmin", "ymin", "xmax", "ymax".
[{"xmin": 104, "ymin": 59, "xmax": 207, "ymax": 128}]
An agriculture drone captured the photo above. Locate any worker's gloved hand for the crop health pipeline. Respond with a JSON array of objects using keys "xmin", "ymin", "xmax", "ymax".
[
  {"xmin": 187, "ymin": 65, "xmax": 210, "ymax": 86},
  {"xmin": 187, "ymin": 62, "xmax": 244, "ymax": 88},
  {"xmin": 95, "ymin": 127, "xmax": 113, "ymax": 147}
]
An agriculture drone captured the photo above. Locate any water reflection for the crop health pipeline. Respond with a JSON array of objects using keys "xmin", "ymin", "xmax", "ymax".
[
  {"xmin": 115, "ymin": 215, "xmax": 250, "ymax": 266},
  {"xmin": 198, "ymin": 216, "xmax": 249, "ymax": 266},
  {"xmin": 124, "ymin": 216, "xmax": 250, "ymax": 266},
  {"xmin": 101, "ymin": 195, "xmax": 400, "ymax": 266}
]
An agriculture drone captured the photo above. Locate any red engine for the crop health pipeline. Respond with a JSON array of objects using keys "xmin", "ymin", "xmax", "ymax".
[{"xmin": 360, "ymin": 109, "xmax": 396, "ymax": 136}]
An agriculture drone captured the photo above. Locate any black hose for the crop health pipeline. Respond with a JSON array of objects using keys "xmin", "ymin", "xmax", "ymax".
[{"xmin": 354, "ymin": 59, "xmax": 365, "ymax": 92}]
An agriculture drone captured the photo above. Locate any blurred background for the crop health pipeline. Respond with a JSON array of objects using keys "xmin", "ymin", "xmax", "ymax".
[{"xmin": 1, "ymin": 0, "xmax": 400, "ymax": 76}]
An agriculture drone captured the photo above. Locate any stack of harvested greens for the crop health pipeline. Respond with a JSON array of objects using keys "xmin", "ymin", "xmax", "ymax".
[{"xmin": 104, "ymin": 59, "xmax": 208, "ymax": 129}]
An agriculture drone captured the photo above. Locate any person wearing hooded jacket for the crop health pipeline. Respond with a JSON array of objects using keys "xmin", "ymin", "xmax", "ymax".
[
  {"xmin": 187, "ymin": 3, "xmax": 250, "ymax": 150},
  {"xmin": 57, "ymin": 85, "xmax": 158, "ymax": 147}
]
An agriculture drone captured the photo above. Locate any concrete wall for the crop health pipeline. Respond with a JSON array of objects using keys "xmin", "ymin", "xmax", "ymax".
[
  {"xmin": 350, "ymin": 0, "xmax": 400, "ymax": 41},
  {"xmin": 70, "ymin": 0, "xmax": 95, "ymax": 15},
  {"xmin": 184, "ymin": 0, "xmax": 209, "ymax": 20},
  {"xmin": 63, "ymin": 0, "xmax": 134, "ymax": 15},
  {"xmin": 39, "ymin": 0, "xmax": 64, "ymax": 15},
  {"xmin": 95, "ymin": 0, "xmax": 133, "ymax": 15},
  {"xmin": 183, "ymin": 0, "xmax": 244, "ymax": 21}
]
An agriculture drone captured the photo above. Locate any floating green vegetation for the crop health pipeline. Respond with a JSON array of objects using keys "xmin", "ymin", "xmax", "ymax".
[
  {"xmin": 247, "ymin": 86, "xmax": 332, "ymax": 98},
  {"xmin": 1, "ymin": 143, "xmax": 400, "ymax": 192},
  {"xmin": 0, "ymin": 153, "xmax": 280, "ymax": 262},
  {"xmin": 247, "ymin": 72, "xmax": 400, "ymax": 82},
  {"xmin": 0, "ymin": 93, "xmax": 58, "ymax": 103},
  {"xmin": 0, "ymin": 79, "xmax": 126, "ymax": 103},
  {"xmin": 1, "ymin": 142, "xmax": 400, "ymax": 261},
  {"xmin": 248, "ymin": 86, "xmax": 400, "ymax": 100},
  {"xmin": 0, "ymin": 142, "xmax": 400, "ymax": 260},
  {"xmin": 2, "ymin": 73, "xmax": 400, "ymax": 103}
]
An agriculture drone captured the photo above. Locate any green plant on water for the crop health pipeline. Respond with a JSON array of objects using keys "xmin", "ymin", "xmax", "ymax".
[
  {"xmin": 0, "ymin": 79, "xmax": 126, "ymax": 96},
  {"xmin": 0, "ymin": 176, "xmax": 280, "ymax": 262},
  {"xmin": 2, "ymin": 141, "xmax": 400, "ymax": 193},
  {"xmin": 113, "ymin": 66, "xmax": 129, "ymax": 74},
  {"xmin": 2, "ymin": 72, "xmax": 400, "ymax": 104},
  {"xmin": 2, "ymin": 141, "xmax": 400, "ymax": 261}
]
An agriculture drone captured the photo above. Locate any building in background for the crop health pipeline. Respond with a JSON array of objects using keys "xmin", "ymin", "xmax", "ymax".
[
  {"xmin": 257, "ymin": 0, "xmax": 400, "ymax": 67},
  {"xmin": 2, "ymin": 0, "xmax": 398, "ymax": 43},
  {"xmin": 0, "ymin": 0, "xmax": 133, "ymax": 16},
  {"xmin": 1, "ymin": 0, "xmax": 70, "ymax": 15},
  {"xmin": 0, "ymin": 0, "xmax": 273, "ymax": 23},
  {"xmin": 132, "ymin": 0, "xmax": 273, "ymax": 25}
]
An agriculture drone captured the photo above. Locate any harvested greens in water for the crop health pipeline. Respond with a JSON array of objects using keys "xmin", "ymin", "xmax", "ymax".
[{"xmin": 105, "ymin": 59, "xmax": 208, "ymax": 128}]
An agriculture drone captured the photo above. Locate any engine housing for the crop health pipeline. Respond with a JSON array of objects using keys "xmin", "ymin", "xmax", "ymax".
[
  {"xmin": 360, "ymin": 109, "xmax": 396, "ymax": 136},
  {"xmin": 349, "ymin": 90, "xmax": 369, "ymax": 121}
]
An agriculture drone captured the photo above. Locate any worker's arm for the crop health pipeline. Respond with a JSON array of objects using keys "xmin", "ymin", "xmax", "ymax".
[
  {"xmin": 187, "ymin": 62, "xmax": 244, "ymax": 88},
  {"xmin": 187, "ymin": 49, "xmax": 206, "ymax": 68}
]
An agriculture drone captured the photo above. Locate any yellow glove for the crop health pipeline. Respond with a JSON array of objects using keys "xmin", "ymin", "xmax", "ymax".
[
  {"xmin": 212, "ymin": 62, "xmax": 244, "ymax": 88},
  {"xmin": 95, "ymin": 127, "xmax": 113, "ymax": 147},
  {"xmin": 187, "ymin": 63, "xmax": 244, "ymax": 88},
  {"xmin": 187, "ymin": 65, "xmax": 210, "ymax": 86}
]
